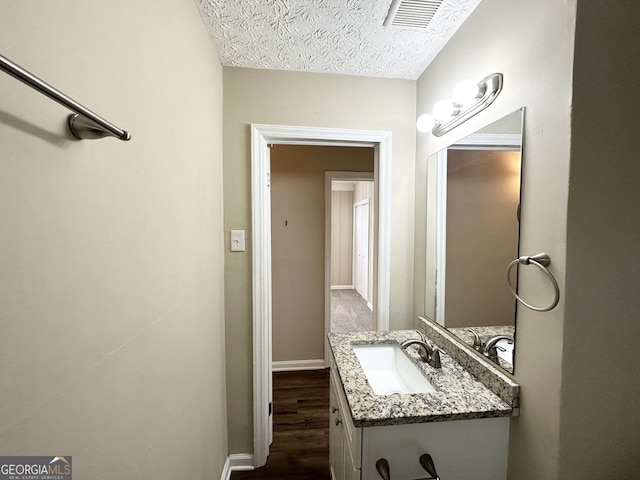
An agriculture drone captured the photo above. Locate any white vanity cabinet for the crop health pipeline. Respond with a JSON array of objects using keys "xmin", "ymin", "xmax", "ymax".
[
  {"xmin": 330, "ymin": 367, "xmax": 511, "ymax": 480},
  {"xmin": 330, "ymin": 369, "xmax": 360, "ymax": 480}
]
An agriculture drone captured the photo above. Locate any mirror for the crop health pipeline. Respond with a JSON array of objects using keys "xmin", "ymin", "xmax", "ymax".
[{"xmin": 425, "ymin": 108, "xmax": 525, "ymax": 374}]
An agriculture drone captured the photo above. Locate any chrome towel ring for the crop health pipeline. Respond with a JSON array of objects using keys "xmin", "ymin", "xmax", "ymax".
[{"xmin": 506, "ymin": 253, "xmax": 560, "ymax": 312}]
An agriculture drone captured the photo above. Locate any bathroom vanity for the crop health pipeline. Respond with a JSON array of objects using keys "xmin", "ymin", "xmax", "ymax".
[{"xmin": 328, "ymin": 329, "xmax": 519, "ymax": 480}]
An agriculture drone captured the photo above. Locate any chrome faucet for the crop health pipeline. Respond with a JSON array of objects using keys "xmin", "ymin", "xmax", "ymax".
[
  {"xmin": 401, "ymin": 332, "xmax": 441, "ymax": 369},
  {"xmin": 482, "ymin": 335, "xmax": 514, "ymax": 365},
  {"xmin": 466, "ymin": 328, "xmax": 483, "ymax": 351}
]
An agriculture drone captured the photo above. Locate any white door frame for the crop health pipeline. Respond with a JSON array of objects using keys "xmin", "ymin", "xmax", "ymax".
[
  {"xmin": 435, "ymin": 149, "xmax": 448, "ymax": 326},
  {"xmin": 353, "ymin": 199, "xmax": 370, "ymax": 302},
  {"xmin": 251, "ymin": 124, "xmax": 392, "ymax": 467}
]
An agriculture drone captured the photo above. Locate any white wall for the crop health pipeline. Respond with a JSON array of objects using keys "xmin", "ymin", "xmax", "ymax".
[{"xmin": 0, "ymin": 1, "xmax": 228, "ymax": 478}]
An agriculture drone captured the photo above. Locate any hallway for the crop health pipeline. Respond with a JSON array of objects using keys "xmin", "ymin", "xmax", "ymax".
[{"xmin": 330, "ymin": 289, "xmax": 374, "ymax": 333}]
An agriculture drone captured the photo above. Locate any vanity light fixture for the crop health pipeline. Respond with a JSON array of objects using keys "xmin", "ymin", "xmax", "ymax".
[{"xmin": 417, "ymin": 73, "xmax": 503, "ymax": 137}]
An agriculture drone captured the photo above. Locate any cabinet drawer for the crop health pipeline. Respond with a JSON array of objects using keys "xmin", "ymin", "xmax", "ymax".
[
  {"xmin": 360, "ymin": 417, "xmax": 510, "ymax": 480},
  {"xmin": 330, "ymin": 363, "xmax": 361, "ymax": 469}
]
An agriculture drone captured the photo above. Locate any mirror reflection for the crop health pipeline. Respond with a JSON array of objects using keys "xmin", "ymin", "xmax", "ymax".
[{"xmin": 425, "ymin": 108, "xmax": 525, "ymax": 374}]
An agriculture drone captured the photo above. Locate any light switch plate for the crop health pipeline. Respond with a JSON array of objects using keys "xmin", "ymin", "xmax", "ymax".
[{"xmin": 230, "ymin": 230, "xmax": 246, "ymax": 252}]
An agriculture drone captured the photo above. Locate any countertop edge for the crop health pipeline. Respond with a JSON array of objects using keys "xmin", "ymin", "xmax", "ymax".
[{"xmin": 418, "ymin": 317, "xmax": 520, "ymax": 408}]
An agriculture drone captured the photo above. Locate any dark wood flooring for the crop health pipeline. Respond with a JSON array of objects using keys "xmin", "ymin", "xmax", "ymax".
[{"xmin": 231, "ymin": 368, "xmax": 331, "ymax": 480}]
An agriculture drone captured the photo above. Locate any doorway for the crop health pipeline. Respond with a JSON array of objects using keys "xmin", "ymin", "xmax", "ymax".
[
  {"xmin": 327, "ymin": 178, "xmax": 375, "ymax": 338},
  {"xmin": 270, "ymin": 149, "xmax": 374, "ymax": 373},
  {"xmin": 251, "ymin": 124, "xmax": 392, "ymax": 468}
]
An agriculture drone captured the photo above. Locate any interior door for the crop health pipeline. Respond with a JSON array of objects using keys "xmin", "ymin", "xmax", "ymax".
[{"xmin": 354, "ymin": 201, "xmax": 369, "ymax": 301}]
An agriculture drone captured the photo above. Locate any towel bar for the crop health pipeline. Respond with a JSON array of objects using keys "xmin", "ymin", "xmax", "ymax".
[{"xmin": 0, "ymin": 53, "xmax": 131, "ymax": 141}]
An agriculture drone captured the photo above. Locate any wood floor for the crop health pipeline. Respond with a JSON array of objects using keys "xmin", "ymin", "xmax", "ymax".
[{"xmin": 231, "ymin": 369, "xmax": 331, "ymax": 480}]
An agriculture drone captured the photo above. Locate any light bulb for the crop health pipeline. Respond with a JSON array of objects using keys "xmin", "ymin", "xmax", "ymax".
[
  {"xmin": 432, "ymin": 99, "xmax": 455, "ymax": 122},
  {"xmin": 452, "ymin": 79, "xmax": 481, "ymax": 106},
  {"xmin": 416, "ymin": 114, "xmax": 435, "ymax": 133}
]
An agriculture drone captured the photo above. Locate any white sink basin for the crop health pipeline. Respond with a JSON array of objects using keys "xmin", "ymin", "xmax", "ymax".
[
  {"xmin": 496, "ymin": 339, "xmax": 514, "ymax": 365},
  {"xmin": 352, "ymin": 343, "xmax": 436, "ymax": 395}
]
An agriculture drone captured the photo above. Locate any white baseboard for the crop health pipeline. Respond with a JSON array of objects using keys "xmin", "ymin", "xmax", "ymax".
[
  {"xmin": 272, "ymin": 359, "xmax": 326, "ymax": 372},
  {"xmin": 220, "ymin": 454, "xmax": 254, "ymax": 480},
  {"xmin": 220, "ymin": 457, "xmax": 231, "ymax": 480},
  {"xmin": 331, "ymin": 285, "xmax": 353, "ymax": 290}
]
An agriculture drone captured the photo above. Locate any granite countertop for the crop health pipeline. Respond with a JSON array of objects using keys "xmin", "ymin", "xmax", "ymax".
[
  {"xmin": 448, "ymin": 325, "xmax": 515, "ymax": 373},
  {"xmin": 328, "ymin": 330, "xmax": 514, "ymax": 428},
  {"xmin": 449, "ymin": 325, "xmax": 514, "ymax": 340}
]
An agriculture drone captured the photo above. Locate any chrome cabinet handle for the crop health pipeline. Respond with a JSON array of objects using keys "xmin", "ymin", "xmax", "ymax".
[
  {"xmin": 375, "ymin": 458, "xmax": 391, "ymax": 480},
  {"xmin": 419, "ymin": 453, "xmax": 440, "ymax": 480}
]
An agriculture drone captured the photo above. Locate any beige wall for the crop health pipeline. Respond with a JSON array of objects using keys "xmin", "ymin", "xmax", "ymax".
[
  {"xmin": 0, "ymin": 1, "xmax": 228, "ymax": 478},
  {"xmin": 559, "ymin": 2, "xmax": 640, "ymax": 477},
  {"xmin": 416, "ymin": 1, "xmax": 640, "ymax": 478},
  {"xmin": 223, "ymin": 67, "xmax": 416, "ymax": 453},
  {"xmin": 445, "ymin": 149, "xmax": 520, "ymax": 328},
  {"xmin": 414, "ymin": 0, "xmax": 575, "ymax": 478},
  {"xmin": 331, "ymin": 190, "xmax": 354, "ymax": 287},
  {"xmin": 331, "ymin": 180, "xmax": 375, "ymax": 300},
  {"xmin": 271, "ymin": 146, "xmax": 373, "ymax": 363}
]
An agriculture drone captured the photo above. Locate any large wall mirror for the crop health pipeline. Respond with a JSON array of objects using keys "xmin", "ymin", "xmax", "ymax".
[{"xmin": 425, "ymin": 108, "xmax": 525, "ymax": 374}]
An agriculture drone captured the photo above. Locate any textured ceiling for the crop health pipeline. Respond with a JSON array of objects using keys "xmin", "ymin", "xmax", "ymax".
[{"xmin": 197, "ymin": 0, "xmax": 482, "ymax": 80}]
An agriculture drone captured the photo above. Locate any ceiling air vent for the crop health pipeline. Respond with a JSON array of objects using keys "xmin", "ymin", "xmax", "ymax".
[{"xmin": 383, "ymin": 0, "xmax": 443, "ymax": 30}]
